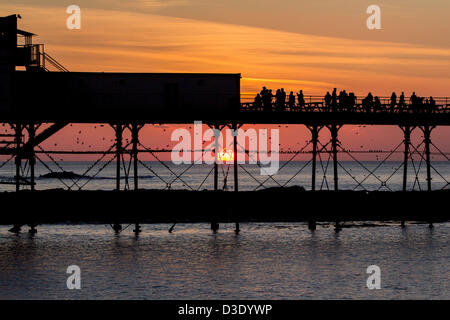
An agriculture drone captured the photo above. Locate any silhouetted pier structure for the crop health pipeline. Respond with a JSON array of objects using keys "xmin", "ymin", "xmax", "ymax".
[{"xmin": 1, "ymin": 14, "xmax": 450, "ymax": 233}]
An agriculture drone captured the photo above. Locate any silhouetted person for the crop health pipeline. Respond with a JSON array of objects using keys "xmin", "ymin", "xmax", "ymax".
[
  {"xmin": 364, "ymin": 92, "xmax": 374, "ymax": 113},
  {"xmin": 288, "ymin": 91, "xmax": 295, "ymax": 110},
  {"xmin": 281, "ymin": 88, "xmax": 286, "ymax": 111},
  {"xmin": 331, "ymin": 88, "xmax": 338, "ymax": 112},
  {"xmin": 390, "ymin": 92, "xmax": 397, "ymax": 113},
  {"xmin": 338, "ymin": 90, "xmax": 346, "ymax": 111},
  {"xmin": 275, "ymin": 89, "xmax": 286, "ymax": 111},
  {"xmin": 275, "ymin": 89, "xmax": 281, "ymax": 110},
  {"xmin": 254, "ymin": 93, "xmax": 262, "ymax": 111},
  {"xmin": 261, "ymin": 87, "xmax": 272, "ymax": 112},
  {"xmin": 362, "ymin": 97, "xmax": 368, "ymax": 112},
  {"xmin": 348, "ymin": 92, "xmax": 356, "ymax": 112},
  {"xmin": 260, "ymin": 86, "xmax": 267, "ymax": 106},
  {"xmin": 260, "ymin": 86, "xmax": 267, "ymax": 97},
  {"xmin": 399, "ymin": 92, "xmax": 405, "ymax": 112},
  {"xmin": 340, "ymin": 90, "xmax": 348, "ymax": 111},
  {"xmin": 374, "ymin": 96, "xmax": 381, "ymax": 112},
  {"xmin": 297, "ymin": 90, "xmax": 305, "ymax": 110},
  {"xmin": 324, "ymin": 91, "xmax": 332, "ymax": 111},
  {"xmin": 410, "ymin": 92, "xmax": 417, "ymax": 112},
  {"xmin": 417, "ymin": 96, "xmax": 425, "ymax": 112},
  {"xmin": 429, "ymin": 96, "xmax": 436, "ymax": 113}
]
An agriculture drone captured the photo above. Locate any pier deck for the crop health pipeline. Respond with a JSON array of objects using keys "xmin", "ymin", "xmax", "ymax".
[{"xmin": 0, "ymin": 189, "xmax": 448, "ymax": 226}]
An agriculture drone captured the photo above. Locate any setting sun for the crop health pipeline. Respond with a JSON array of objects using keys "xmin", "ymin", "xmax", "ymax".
[{"xmin": 218, "ymin": 148, "xmax": 234, "ymax": 162}]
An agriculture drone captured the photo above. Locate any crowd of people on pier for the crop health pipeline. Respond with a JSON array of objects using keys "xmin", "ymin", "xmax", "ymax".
[{"xmin": 251, "ymin": 87, "xmax": 440, "ymax": 113}]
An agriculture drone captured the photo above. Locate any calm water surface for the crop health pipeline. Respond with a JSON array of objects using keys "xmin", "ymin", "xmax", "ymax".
[
  {"xmin": 0, "ymin": 222, "xmax": 449, "ymax": 299},
  {"xmin": 1, "ymin": 161, "xmax": 450, "ymax": 191}
]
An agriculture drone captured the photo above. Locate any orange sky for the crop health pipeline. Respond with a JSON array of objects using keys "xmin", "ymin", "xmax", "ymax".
[
  {"xmin": 2, "ymin": 2, "xmax": 450, "ymax": 161},
  {"xmin": 8, "ymin": 3, "xmax": 450, "ymax": 94}
]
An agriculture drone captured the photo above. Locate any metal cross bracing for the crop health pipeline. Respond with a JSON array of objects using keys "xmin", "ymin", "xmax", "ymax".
[
  {"xmin": 232, "ymin": 124, "xmax": 339, "ymax": 191},
  {"xmin": 0, "ymin": 123, "xmax": 229, "ymax": 192},
  {"xmin": 324, "ymin": 125, "xmax": 450, "ymax": 191},
  {"xmin": 0, "ymin": 122, "xmax": 449, "ymax": 193},
  {"xmin": 218, "ymin": 124, "xmax": 450, "ymax": 192},
  {"xmin": 0, "ymin": 123, "xmax": 42, "ymax": 191}
]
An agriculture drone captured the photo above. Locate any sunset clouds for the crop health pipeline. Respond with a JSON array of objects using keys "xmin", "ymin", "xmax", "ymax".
[{"xmin": 4, "ymin": 2, "xmax": 450, "ymax": 96}]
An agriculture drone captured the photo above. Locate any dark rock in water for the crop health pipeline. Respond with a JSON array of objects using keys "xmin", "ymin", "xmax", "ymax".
[{"xmin": 40, "ymin": 171, "xmax": 84, "ymax": 179}]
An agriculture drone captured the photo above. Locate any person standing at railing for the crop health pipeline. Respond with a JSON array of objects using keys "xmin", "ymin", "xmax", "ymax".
[
  {"xmin": 254, "ymin": 93, "xmax": 262, "ymax": 111},
  {"xmin": 275, "ymin": 89, "xmax": 285, "ymax": 112},
  {"xmin": 390, "ymin": 92, "xmax": 397, "ymax": 113},
  {"xmin": 288, "ymin": 91, "xmax": 296, "ymax": 111},
  {"xmin": 398, "ymin": 92, "xmax": 405, "ymax": 112},
  {"xmin": 275, "ymin": 89, "xmax": 281, "ymax": 111},
  {"xmin": 338, "ymin": 90, "xmax": 348, "ymax": 111},
  {"xmin": 331, "ymin": 88, "xmax": 338, "ymax": 112},
  {"xmin": 429, "ymin": 96, "xmax": 437, "ymax": 113},
  {"xmin": 268, "ymin": 89, "xmax": 273, "ymax": 111},
  {"xmin": 410, "ymin": 92, "xmax": 417, "ymax": 112},
  {"xmin": 362, "ymin": 97, "xmax": 368, "ymax": 113},
  {"xmin": 260, "ymin": 86, "xmax": 267, "ymax": 111},
  {"xmin": 416, "ymin": 96, "xmax": 425, "ymax": 113},
  {"xmin": 297, "ymin": 90, "xmax": 305, "ymax": 111},
  {"xmin": 324, "ymin": 91, "xmax": 332, "ymax": 112},
  {"xmin": 363, "ymin": 92, "xmax": 373, "ymax": 113},
  {"xmin": 260, "ymin": 86, "xmax": 267, "ymax": 95},
  {"xmin": 374, "ymin": 96, "xmax": 381, "ymax": 112},
  {"xmin": 261, "ymin": 87, "xmax": 272, "ymax": 112},
  {"xmin": 338, "ymin": 90, "xmax": 344, "ymax": 111},
  {"xmin": 424, "ymin": 98, "xmax": 430, "ymax": 113},
  {"xmin": 348, "ymin": 92, "xmax": 356, "ymax": 112}
]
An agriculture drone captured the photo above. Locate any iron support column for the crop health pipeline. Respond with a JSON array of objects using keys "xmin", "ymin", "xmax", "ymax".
[
  {"xmin": 233, "ymin": 122, "xmax": 239, "ymax": 233},
  {"xmin": 328, "ymin": 124, "xmax": 341, "ymax": 229},
  {"xmin": 131, "ymin": 124, "xmax": 140, "ymax": 190},
  {"xmin": 28, "ymin": 223, "xmax": 37, "ymax": 234},
  {"xmin": 422, "ymin": 126, "xmax": 434, "ymax": 227},
  {"xmin": 133, "ymin": 223, "xmax": 142, "ymax": 235},
  {"xmin": 422, "ymin": 126, "xmax": 432, "ymax": 192},
  {"xmin": 14, "ymin": 123, "xmax": 22, "ymax": 192},
  {"xmin": 115, "ymin": 125, "xmax": 123, "ymax": 191},
  {"xmin": 402, "ymin": 126, "xmax": 412, "ymax": 192},
  {"xmin": 213, "ymin": 124, "xmax": 219, "ymax": 192},
  {"xmin": 308, "ymin": 125, "xmax": 320, "ymax": 230},
  {"xmin": 211, "ymin": 124, "xmax": 220, "ymax": 232},
  {"xmin": 329, "ymin": 125, "xmax": 339, "ymax": 191},
  {"xmin": 27, "ymin": 124, "xmax": 36, "ymax": 191},
  {"xmin": 400, "ymin": 126, "xmax": 413, "ymax": 227},
  {"xmin": 309, "ymin": 125, "xmax": 320, "ymax": 191},
  {"xmin": 233, "ymin": 123, "xmax": 238, "ymax": 192},
  {"xmin": 132, "ymin": 124, "xmax": 142, "ymax": 234}
]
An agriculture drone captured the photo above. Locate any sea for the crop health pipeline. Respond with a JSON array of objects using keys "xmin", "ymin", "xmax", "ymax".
[
  {"xmin": 0, "ymin": 161, "xmax": 449, "ymax": 299},
  {"xmin": 0, "ymin": 161, "xmax": 449, "ymax": 191}
]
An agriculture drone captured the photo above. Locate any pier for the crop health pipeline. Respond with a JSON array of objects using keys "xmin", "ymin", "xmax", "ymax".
[{"xmin": 1, "ymin": 14, "xmax": 450, "ymax": 233}]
